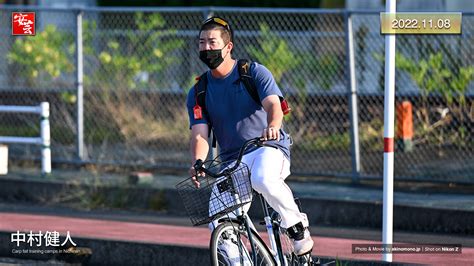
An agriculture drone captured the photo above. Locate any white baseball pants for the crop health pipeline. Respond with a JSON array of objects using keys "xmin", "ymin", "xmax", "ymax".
[{"xmin": 210, "ymin": 146, "xmax": 306, "ymax": 230}]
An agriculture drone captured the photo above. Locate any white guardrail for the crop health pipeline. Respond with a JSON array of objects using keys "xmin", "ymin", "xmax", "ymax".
[{"xmin": 0, "ymin": 102, "xmax": 51, "ymax": 175}]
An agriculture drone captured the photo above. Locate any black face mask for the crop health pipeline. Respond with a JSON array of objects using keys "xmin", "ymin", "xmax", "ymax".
[{"xmin": 199, "ymin": 49, "xmax": 225, "ymax": 69}]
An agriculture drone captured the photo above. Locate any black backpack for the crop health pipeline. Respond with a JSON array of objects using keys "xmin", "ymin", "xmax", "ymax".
[{"xmin": 193, "ymin": 59, "xmax": 291, "ymax": 147}]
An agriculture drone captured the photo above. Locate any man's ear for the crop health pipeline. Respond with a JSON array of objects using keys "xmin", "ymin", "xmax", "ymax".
[{"xmin": 226, "ymin": 41, "xmax": 233, "ymax": 53}]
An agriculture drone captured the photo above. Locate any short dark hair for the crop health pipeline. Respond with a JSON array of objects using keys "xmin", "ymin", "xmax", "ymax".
[{"xmin": 199, "ymin": 16, "xmax": 233, "ymax": 44}]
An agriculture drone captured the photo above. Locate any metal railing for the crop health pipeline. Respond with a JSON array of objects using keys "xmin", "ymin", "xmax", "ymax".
[{"xmin": 0, "ymin": 102, "xmax": 51, "ymax": 175}]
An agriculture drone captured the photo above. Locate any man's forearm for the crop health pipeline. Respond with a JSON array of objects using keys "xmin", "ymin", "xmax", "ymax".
[
  {"xmin": 267, "ymin": 103, "xmax": 283, "ymax": 129},
  {"xmin": 191, "ymin": 135, "xmax": 209, "ymax": 163}
]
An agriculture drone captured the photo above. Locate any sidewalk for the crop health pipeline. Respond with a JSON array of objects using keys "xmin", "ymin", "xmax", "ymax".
[{"xmin": 1, "ymin": 211, "xmax": 473, "ymax": 265}]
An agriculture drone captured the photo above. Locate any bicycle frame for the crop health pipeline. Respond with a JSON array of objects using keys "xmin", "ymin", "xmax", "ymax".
[
  {"xmin": 231, "ymin": 187, "xmax": 259, "ymax": 266},
  {"xmin": 222, "ymin": 193, "xmax": 289, "ymax": 266},
  {"xmin": 258, "ymin": 194, "xmax": 288, "ymax": 266},
  {"xmin": 214, "ymin": 189, "xmax": 287, "ymax": 266},
  {"xmin": 194, "ymin": 137, "xmax": 290, "ymax": 265}
]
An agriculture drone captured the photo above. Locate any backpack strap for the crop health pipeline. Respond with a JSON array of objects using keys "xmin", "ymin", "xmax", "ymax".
[
  {"xmin": 237, "ymin": 59, "xmax": 262, "ymax": 106},
  {"xmin": 194, "ymin": 72, "xmax": 217, "ymax": 148},
  {"xmin": 237, "ymin": 59, "xmax": 291, "ymax": 115},
  {"xmin": 194, "ymin": 72, "xmax": 209, "ymax": 118}
]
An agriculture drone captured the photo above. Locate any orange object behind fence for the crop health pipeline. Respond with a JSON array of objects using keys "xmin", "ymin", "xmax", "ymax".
[{"xmin": 396, "ymin": 101, "xmax": 414, "ymax": 151}]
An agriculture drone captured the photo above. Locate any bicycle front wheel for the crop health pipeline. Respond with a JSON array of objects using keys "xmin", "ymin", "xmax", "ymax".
[{"xmin": 210, "ymin": 221, "xmax": 275, "ymax": 266}]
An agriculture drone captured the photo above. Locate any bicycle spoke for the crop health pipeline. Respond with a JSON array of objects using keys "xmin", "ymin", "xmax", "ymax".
[{"xmin": 211, "ymin": 223, "xmax": 275, "ymax": 266}]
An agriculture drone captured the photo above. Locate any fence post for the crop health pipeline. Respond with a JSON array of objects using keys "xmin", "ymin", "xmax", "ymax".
[
  {"xmin": 382, "ymin": 0, "xmax": 397, "ymax": 262},
  {"xmin": 345, "ymin": 11, "xmax": 361, "ymax": 183},
  {"xmin": 40, "ymin": 102, "xmax": 51, "ymax": 175},
  {"xmin": 76, "ymin": 9, "xmax": 85, "ymax": 161}
]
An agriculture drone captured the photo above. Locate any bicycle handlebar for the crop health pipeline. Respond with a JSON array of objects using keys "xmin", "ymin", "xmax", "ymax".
[{"xmin": 193, "ymin": 137, "xmax": 277, "ymax": 178}]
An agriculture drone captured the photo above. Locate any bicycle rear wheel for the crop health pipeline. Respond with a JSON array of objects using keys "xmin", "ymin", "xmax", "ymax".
[{"xmin": 210, "ymin": 221, "xmax": 275, "ymax": 266}]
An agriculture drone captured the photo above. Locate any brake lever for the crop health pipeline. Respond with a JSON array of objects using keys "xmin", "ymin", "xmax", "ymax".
[
  {"xmin": 256, "ymin": 137, "xmax": 266, "ymax": 147},
  {"xmin": 193, "ymin": 159, "xmax": 204, "ymax": 171}
]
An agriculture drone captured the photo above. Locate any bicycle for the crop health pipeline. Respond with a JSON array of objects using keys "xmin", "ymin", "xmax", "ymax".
[{"xmin": 176, "ymin": 137, "xmax": 320, "ymax": 266}]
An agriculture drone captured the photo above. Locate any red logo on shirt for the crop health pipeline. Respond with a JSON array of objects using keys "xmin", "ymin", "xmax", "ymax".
[{"xmin": 12, "ymin": 12, "xmax": 35, "ymax": 36}]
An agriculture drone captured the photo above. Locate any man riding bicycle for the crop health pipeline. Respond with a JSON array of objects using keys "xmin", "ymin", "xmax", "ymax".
[{"xmin": 186, "ymin": 16, "xmax": 314, "ymax": 257}]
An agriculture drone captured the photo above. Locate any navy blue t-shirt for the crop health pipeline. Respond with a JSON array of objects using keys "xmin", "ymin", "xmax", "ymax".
[{"xmin": 186, "ymin": 61, "xmax": 291, "ymax": 162}]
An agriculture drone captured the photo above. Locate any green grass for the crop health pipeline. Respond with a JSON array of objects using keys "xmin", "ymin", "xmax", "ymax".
[
  {"xmin": 0, "ymin": 124, "xmax": 76, "ymax": 144},
  {"xmin": 0, "ymin": 124, "xmax": 39, "ymax": 137},
  {"xmin": 300, "ymin": 132, "xmax": 351, "ymax": 151}
]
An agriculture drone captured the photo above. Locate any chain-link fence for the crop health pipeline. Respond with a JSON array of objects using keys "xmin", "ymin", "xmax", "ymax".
[
  {"xmin": 351, "ymin": 12, "xmax": 474, "ymax": 183},
  {"xmin": 0, "ymin": 6, "xmax": 473, "ymax": 183}
]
